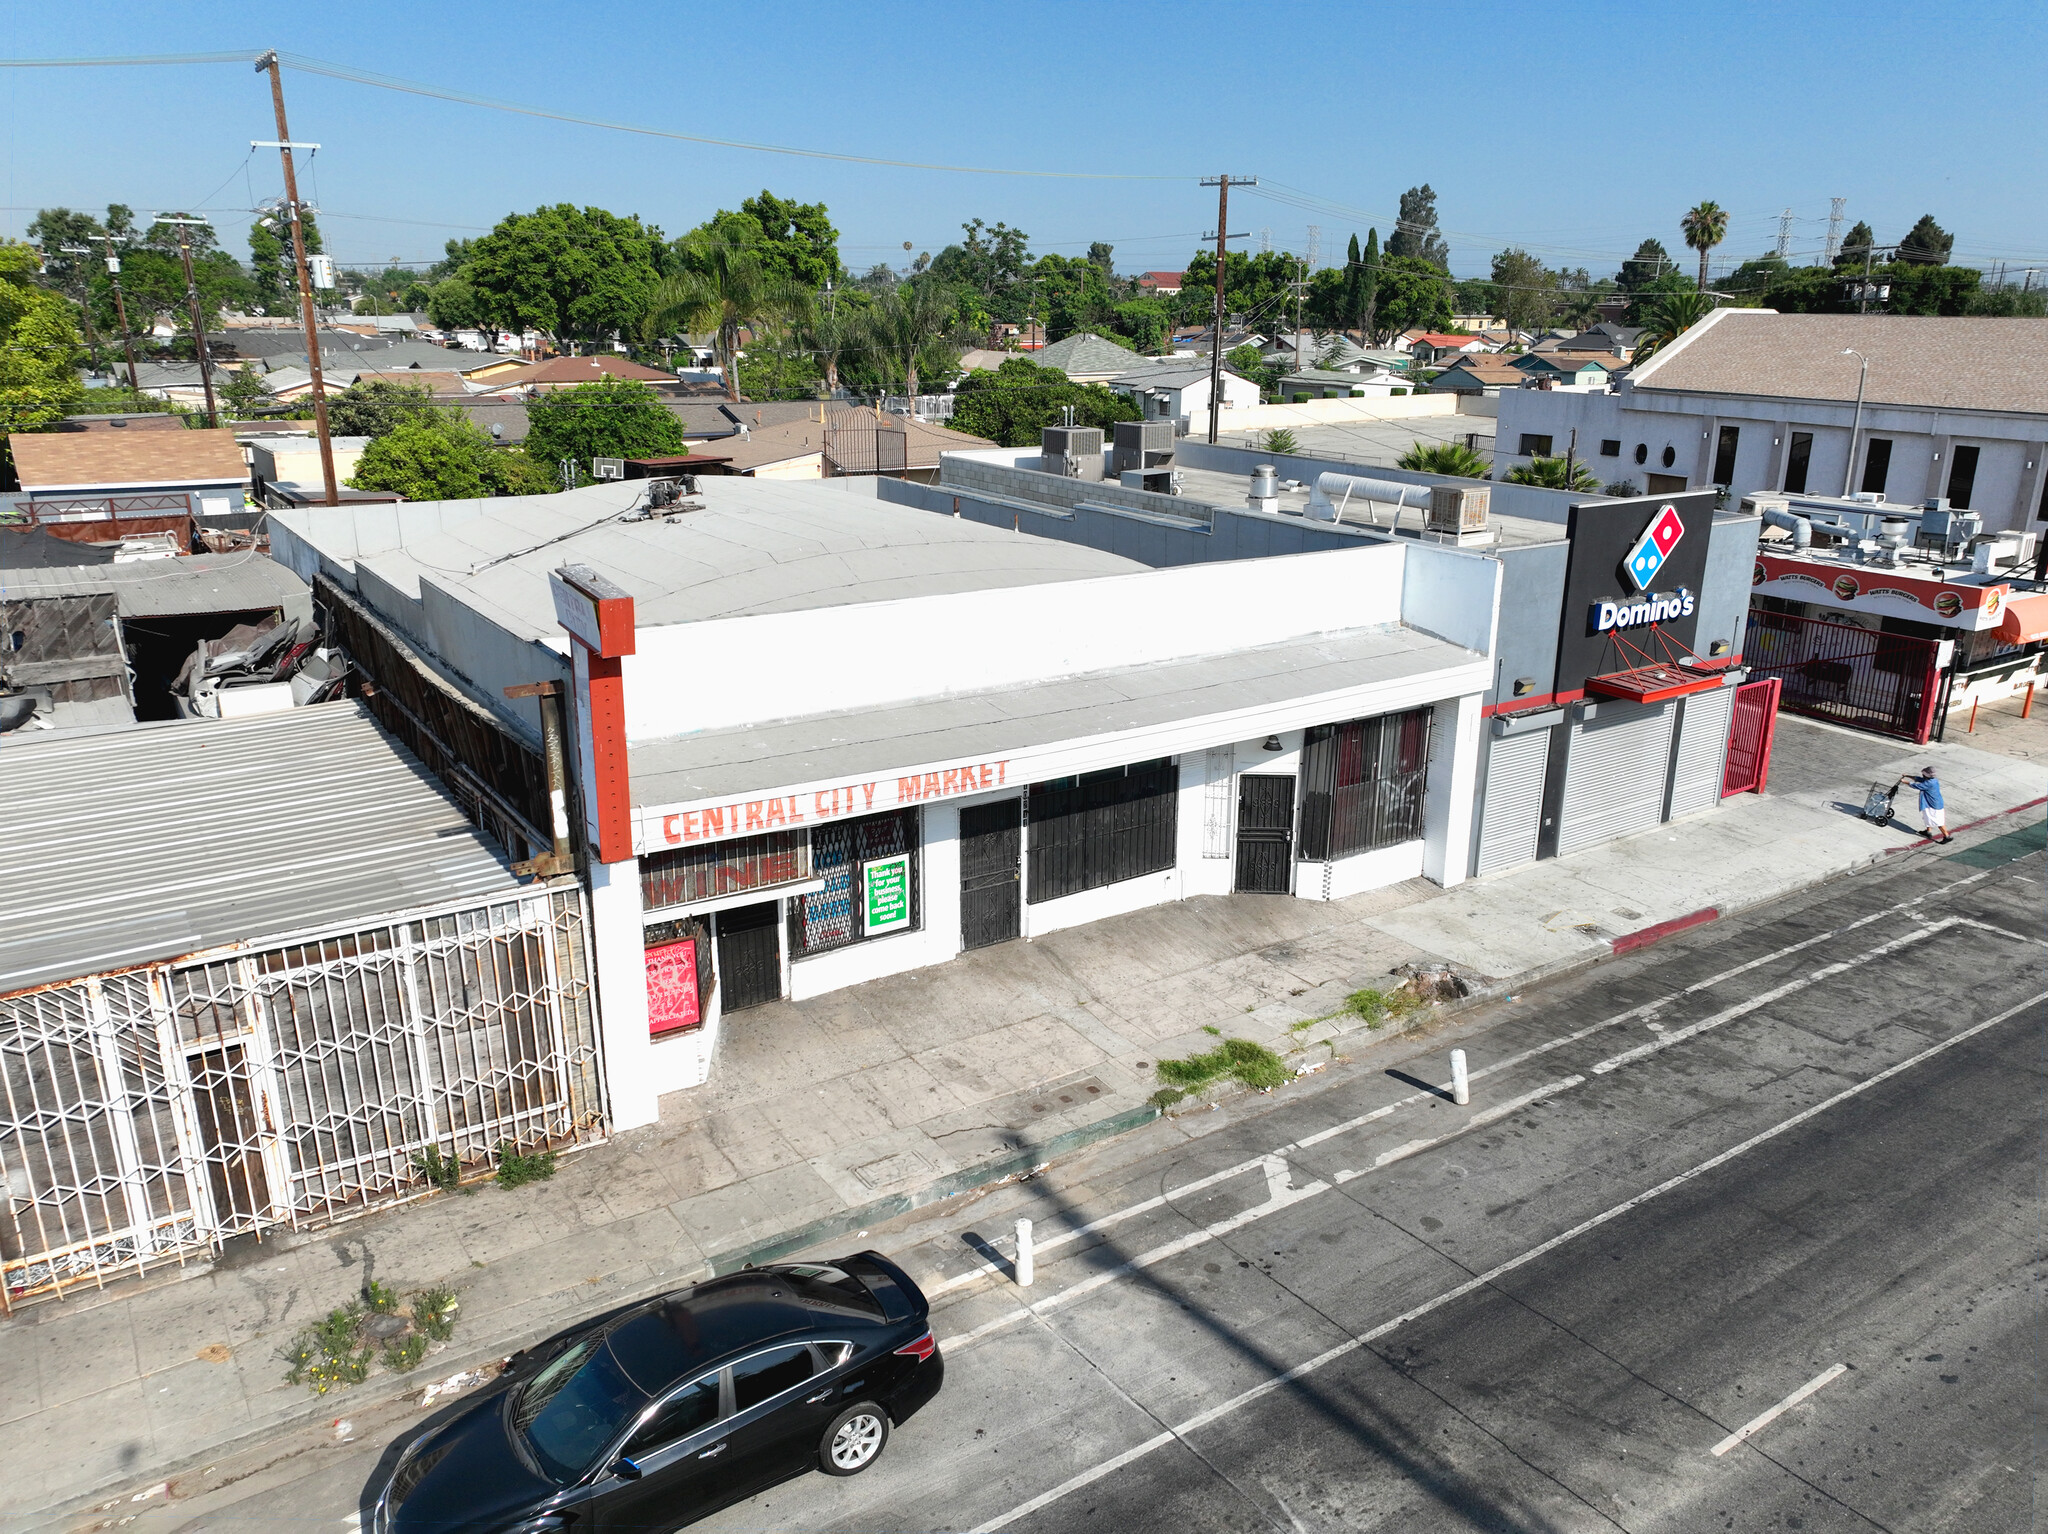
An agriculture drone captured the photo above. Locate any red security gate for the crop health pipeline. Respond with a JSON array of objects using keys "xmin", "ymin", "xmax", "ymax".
[
  {"xmin": 1741, "ymin": 608, "xmax": 1944, "ymax": 742},
  {"xmin": 1722, "ymin": 677, "xmax": 1782, "ymax": 796}
]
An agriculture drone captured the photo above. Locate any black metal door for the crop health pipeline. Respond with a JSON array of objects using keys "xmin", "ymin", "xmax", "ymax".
[
  {"xmin": 716, "ymin": 901, "xmax": 782, "ymax": 1011},
  {"xmin": 1234, "ymin": 774, "xmax": 1295, "ymax": 894},
  {"xmin": 959, "ymin": 800, "xmax": 1022, "ymax": 949}
]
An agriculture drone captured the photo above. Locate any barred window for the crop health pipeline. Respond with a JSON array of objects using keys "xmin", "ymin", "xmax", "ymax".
[
  {"xmin": 1297, "ymin": 708, "xmax": 1433, "ymax": 861},
  {"xmin": 790, "ymin": 809, "xmax": 921, "ymax": 960},
  {"xmin": 1026, "ymin": 758, "xmax": 1179, "ymax": 904},
  {"xmin": 640, "ymin": 831, "xmax": 808, "ymax": 912}
]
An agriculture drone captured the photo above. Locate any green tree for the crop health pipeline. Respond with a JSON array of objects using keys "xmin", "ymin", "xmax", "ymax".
[
  {"xmin": 928, "ymin": 219, "xmax": 1032, "ymax": 311},
  {"xmin": 247, "ymin": 208, "xmax": 323, "ymax": 316},
  {"xmin": 793, "ymin": 291, "xmax": 858, "ymax": 395},
  {"xmin": 1507, "ymin": 456, "xmax": 1599, "ymax": 491},
  {"xmin": 1225, "ymin": 342, "xmax": 1265, "ymax": 374},
  {"xmin": 1632, "ymin": 288, "xmax": 1716, "ymax": 360},
  {"xmin": 1896, "ymin": 214, "xmax": 1953, "ymax": 266},
  {"xmin": 464, "ymin": 204, "xmax": 668, "ymax": 351},
  {"xmin": 27, "ymin": 207, "xmax": 105, "ymax": 302},
  {"xmin": 522, "ymin": 377, "xmax": 686, "ymax": 467},
  {"xmin": 0, "ymin": 241, "xmax": 86, "ymax": 436},
  {"xmin": 861, "ymin": 279, "xmax": 963, "ymax": 396},
  {"xmin": 645, "ymin": 241, "xmax": 768, "ymax": 399},
  {"xmin": 950, "ymin": 357, "xmax": 1138, "ymax": 447},
  {"xmin": 1489, "ymin": 248, "xmax": 1555, "ymax": 334},
  {"xmin": 219, "ymin": 368, "xmax": 274, "ymax": 417},
  {"xmin": 1618, "ymin": 238, "xmax": 1675, "ymax": 295},
  {"xmin": 1398, "ymin": 440, "xmax": 1489, "ymax": 478},
  {"xmin": 1967, "ymin": 284, "xmax": 2048, "ymax": 318},
  {"xmin": 1033, "ymin": 251, "xmax": 1118, "ymax": 342},
  {"xmin": 678, "ymin": 191, "xmax": 842, "ymax": 291},
  {"xmin": 1387, "ymin": 186, "xmax": 1449, "ymax": 269},
  {"xmin": 1369, "ymin": 256, "xmax": 1454, "ymax": 340},
  {"xmin": 1679, "ymin": 201, "xmax": 1729, "ymax": 290},
  {"xmin": 427, "ymin": 276, "xmax": 488, "ymax": 334},
  {"xmin": 1623, "ymin": 268, "xmax": 1698, "ymax": 327},
  {"xmin": 1722, "ymin": 251, "xmax": 1789, "ymax": 301},
  {"xmin": 1111, "ymin": 297, "xmax": 1170, "ymax": 354},
  {"xmin": 349, "ymin": 416, "xmax": 499, "ymax": 501},
  {"xmin": 327, "ymin": 378, "xmax": 443, "ymax": 438},
  {"xmin": 1341, "ymin": 232, "xmax": 1362, "ymax": 329},
  {"xmin": 1259, "ymin": 428, "xmax": 1298, "ymax": 455},
  {"xmin": 1832, "ymin": 220, "xmax": 1878, "ymax": 268}
]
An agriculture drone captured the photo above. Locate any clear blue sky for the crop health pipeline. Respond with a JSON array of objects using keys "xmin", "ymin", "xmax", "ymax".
[{"xmin": 3, "ymin": 0, "xmax": 2043, "ymax": 282}]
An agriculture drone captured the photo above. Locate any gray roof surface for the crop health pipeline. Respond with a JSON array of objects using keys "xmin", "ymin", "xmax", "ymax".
[
  {"xmin": 1110, "ymin": 363, "xmax": 1243, "ymax": 388},
  {"xmin": 296, "ymin": 478, "xmax": 1146, "ymax": 641},
  {"xmin": 0, "ymin": 550, "xmax": 307, "ymax": 618},
  {"xmin": 630, "ymin": 624, "xmax": 1479, "ymax": 806},
  {"xmin": 1032, "ymin": 332, "xmax": 1150, "ymax": 376},
  {"xmin": 1632, "ymin": 311, "xmax": 2048, "ymax": 415},
  {"xmin": 0, "ymin": 701, "xmax": 521, "ymax": 993}
]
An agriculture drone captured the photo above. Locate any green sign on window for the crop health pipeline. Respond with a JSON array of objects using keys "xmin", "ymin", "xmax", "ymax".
[{"xmin": 861, "ymin": 853, "xmax": 911, "ymax": 936}]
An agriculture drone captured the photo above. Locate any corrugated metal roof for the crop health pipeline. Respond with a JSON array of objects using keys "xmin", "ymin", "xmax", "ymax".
[
  {"xmin": 288, "ymin": 479, "xmax": 1144, "ymax": 641},
  {"xmin": 0, "ymin": 551, "xmax": 308, "ymax": 618},
  {"xmin": 0, "ymin": 701, "xmax": 522, "ymax": 994},
  {"xmin": 629, "ymin": 625, "xmax": 1481, "ymax": 807}
]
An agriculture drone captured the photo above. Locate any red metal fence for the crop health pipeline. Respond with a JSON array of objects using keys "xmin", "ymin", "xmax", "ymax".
[
  {"xmin": 1722, "ymin": 677, "xmax": 1782, "ymax": 796},
  {"xmin": 1741, "ymin": 608, "xmax": 1944, "ymax": 743}
]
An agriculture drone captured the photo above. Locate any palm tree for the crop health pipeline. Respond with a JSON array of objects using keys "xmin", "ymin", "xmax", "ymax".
[
  {"xmin": 1679, "ymin": 201, "xmax": 1729, "ymax": 292},
  {"xmin": 1398, "ymin": 440, "xmax": 1489, "ymax": 478},
  {"xmin": 862, "ymin": 279, "xmax": 961, "ymax": 399},
  {"xmin": 1506, "ymin": 456, "xmax": 1600, "ymax": 491},
  {"xmin": 644, "ymin": 241, "xmax": 767, "ymax": 399},
  {"xmin": 1631, "ymin": 288, "xmax": 1717, "ymax": 362},
  {"xmin": 792, "ymin": 289, "xmax": 855, "ymax": 397}
]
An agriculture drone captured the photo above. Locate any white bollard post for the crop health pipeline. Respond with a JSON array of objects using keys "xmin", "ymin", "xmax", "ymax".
[
  {"xmin": 1015, "ymin": 1218, "xmax": 1034, "ymax": 1287},
  {"xmin": 1450, "ymin": 1049, "xmax": 1470, "ymax": 1106}
]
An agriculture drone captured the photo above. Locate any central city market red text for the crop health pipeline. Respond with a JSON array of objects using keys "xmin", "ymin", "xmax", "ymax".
[{"xmin": 656, "ymin": 759, "xmax": 1014, "ymax": 846}]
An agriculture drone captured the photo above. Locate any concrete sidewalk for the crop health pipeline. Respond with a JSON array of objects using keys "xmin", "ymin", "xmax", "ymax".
[{"xmin": 5, "ymin": 714, "xmax": 2043, "ymax": 1525}]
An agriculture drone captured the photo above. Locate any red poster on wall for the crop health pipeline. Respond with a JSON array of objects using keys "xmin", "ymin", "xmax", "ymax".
[{"xmin": 646, "ymin": 939, "xmax": 701, "ymax": 1036}]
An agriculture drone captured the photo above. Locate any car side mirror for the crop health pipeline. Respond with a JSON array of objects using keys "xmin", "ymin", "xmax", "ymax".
[{"xmin": 611, "ymin": 1456, "xmax": 644, "ymax": 1481}]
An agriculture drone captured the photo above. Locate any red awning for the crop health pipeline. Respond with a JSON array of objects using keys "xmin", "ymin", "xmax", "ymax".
[
  {"xmin": 1584, "ymin": 664, "xmax": 1731, "ymax": 705},
  {"xmin": 1995, "ymin": 592, "xmax": 2048, "ymax": 645}
]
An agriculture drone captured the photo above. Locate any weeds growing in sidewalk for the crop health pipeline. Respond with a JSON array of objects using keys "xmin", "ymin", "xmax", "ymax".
[
  {"xmin": 410, "ymin": 1284, "xmax": 461, "ymax": 1342},
  {"xmin": 414, "ymin": 1144, "xmax": 465, "ymax": 1193},
  {"xmin": 382, "ymin": 1332, "xmax": 430, "ymax": 1373},
  {"xmin": 1154, "ymin": 1037, "xmax": 1291, "ymax": 1101},
  {"xmin": 279, "ymin": 1304, "xmax": 375, "ymax": 1395},
  {"xmin": 494, "ymin": 1142, "xmax": 558, "ymax": 1188},
  {"xmin": 1342, "ymin": 987, "xmax": 1423, "ymax": 1029},
  {"xmin": 363, "ymin": 1279, "xmax": 398, "ymax": 1314}
]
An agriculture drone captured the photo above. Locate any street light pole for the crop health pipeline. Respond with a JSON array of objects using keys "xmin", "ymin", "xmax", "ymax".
[
  {"xmin": 155, "ymin": 217, "xmax": 220, "ymax": 428},
  {"xmin": 256, "ymin": 49, "xmax": 339, "ymax": 506},
  {"xmin": 1840, "ymin": 348, "xmax": 1868, "ymax": 497}
]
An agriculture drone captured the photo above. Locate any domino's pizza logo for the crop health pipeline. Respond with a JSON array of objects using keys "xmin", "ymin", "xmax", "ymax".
[{"xmin": 1623, "ymin": 504, "xmax": 1685, "ymax": 591}]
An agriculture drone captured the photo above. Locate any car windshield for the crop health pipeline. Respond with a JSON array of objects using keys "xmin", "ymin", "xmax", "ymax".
[{"xmin": 512, "ymin": 1337, "xmax": 650, "ymax": 1484}]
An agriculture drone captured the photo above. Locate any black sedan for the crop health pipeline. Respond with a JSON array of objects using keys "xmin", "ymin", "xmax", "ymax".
[{"xmin": 371, "ymin": 1251, "xmax": 943, "ymax": 1533}]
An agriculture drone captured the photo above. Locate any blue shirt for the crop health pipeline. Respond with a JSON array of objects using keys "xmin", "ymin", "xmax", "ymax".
[{"xmin": 1906, "ymin": 774, "xmax": 1944, "ymax": 811}]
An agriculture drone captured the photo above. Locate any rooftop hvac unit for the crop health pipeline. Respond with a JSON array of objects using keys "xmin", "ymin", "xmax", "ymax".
[
  {"xmin": 1427, "ymin": 484, "xmax": 1490, "ymax": 535},
  {"xmin": 1040, "ymin": 426, "xmax": 1103, "ymax": 480},
  {"xmin": 1112, "ymin": 419, "xmax": 1175, "ymax": 477}
]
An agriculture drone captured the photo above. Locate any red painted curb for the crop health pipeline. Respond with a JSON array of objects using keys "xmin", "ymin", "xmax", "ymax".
[
  {"xmin": 1611, "ymin": 906, "xmax": 1720, "ymax": 955},
  {"xmin": 1875, "ymin": 794, "xmax": 2048, "ymax": 858}
]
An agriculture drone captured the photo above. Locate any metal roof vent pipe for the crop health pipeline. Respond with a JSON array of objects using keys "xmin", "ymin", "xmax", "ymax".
[{"xmin": 1247, "ymin": 463, "xmax": 1279, "ymax": 514}]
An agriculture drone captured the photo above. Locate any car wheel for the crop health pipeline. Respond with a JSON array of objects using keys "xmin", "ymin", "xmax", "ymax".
[{"xmin": 820, "ymin": 1403, "xmax": 890, "ymax": 1476}]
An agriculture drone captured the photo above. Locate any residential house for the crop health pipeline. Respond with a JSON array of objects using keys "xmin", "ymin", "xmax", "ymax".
[
  {"xmin": 462, "ymin": 354, "xmax": 686, "ymax": 397},
  {"xmin": 1425, "ymin": 354, "xmax": 1534, "ymax": 397},
  {"xmin": 1492, "ymin": 309, "xmax": 2048, "ymax": 530},
  {"xmin": 1136, "ymin": 271, "xmax": 1185, "ymax": 294},
  {"xmin": 48, "ymin": 412, "xmax": 186, "ymax": 435},
  {"xmin": 7, "ymin": 426, "xmax": 250, "ymax": 530},
  {"xmin": 1405, "ymin": 332, "xmax": 1495, "ymax": 365},
  {"xmin": 1510, "ymin": 352, "xmax": 1616, "ymax": 388},
  {"xmin": 1031, "ymin": 332, "xmax": 1152, "ymax": 383},
  {"xmin": 1106, "ymin": 363, "xmax": 1260, "ymax": 427},
  {"xmin": 242, "ymin": 432, "xmax": 375, "ymax": 504},
  {"xmin": 1275, "ymin": 367, "xmax": 1411, "ymax": 401}
]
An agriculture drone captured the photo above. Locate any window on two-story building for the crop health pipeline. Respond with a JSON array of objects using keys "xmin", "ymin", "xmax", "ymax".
[
  {"xmin": 1946, "ymin": 444, "xmax": 1980, "ymax": 510},
  {"xmin": 1783, "ymin": 431, "xmax": 1813, "ymax": 494},
  {"xmin": 1518, "ymin": 434, "xmax": 1553, "ymax": 457},
  {"xmin": 1860, "ymin": 438, "xmax": 1893, "ymax": 496}
]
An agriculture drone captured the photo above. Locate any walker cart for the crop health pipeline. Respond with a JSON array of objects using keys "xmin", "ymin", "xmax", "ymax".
[{"xmin": 1862, "ymin": 781, "xmax": 1899, "ymax": 826}]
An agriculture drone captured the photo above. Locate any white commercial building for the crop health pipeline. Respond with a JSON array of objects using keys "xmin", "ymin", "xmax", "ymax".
[
  {"xmin": 274, "ymin": 478, "xmax": 1502, "ymax": 1130},
  {"xmin": 1495, "ymin": 310, "xmax": 2048, "ymax": 536}
]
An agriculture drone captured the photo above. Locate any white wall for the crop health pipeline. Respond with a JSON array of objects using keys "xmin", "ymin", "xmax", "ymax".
[
  {"xmin": 1401, "ymin": 541, "xmax": 1502, "ymax": 656},
  {"xmin": 621, "ymin": 541, "xmax": 1411, "ymax": 740}
]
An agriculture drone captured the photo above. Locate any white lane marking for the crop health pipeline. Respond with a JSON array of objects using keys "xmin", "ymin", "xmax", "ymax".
[
  {"xmin": 1592, "ymin": 919, "xmax": 1949, "ymax": 1075},
  {"xmin": 964, "ymin": 992, "xmax": 2044, "ymax": 1533},
  {"xmin": 1710, "ymin": 1364, "xmax": 1849, "ymax": 1457},
  {"xmin": 1332, "ymin": 1079, "xmax": 1583, "ymax": 1183},
  {"xmin": 936, "ymin": 870, "xmax": 1997, "ymax": 1299},
  {"xmin": 340, "ymin": 1516, "xmax": 362, "ymax": 1531}
]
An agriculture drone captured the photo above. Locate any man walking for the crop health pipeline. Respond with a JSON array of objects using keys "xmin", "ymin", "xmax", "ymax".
[{"xmin": 1898, "ymin": 765, "xmax": 1951, "ymax": 843}]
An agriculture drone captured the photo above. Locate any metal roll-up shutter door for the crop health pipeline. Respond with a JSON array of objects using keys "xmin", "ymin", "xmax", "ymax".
[
  {"xmin": 1666, "ymin": 686, "xmax": 1736, "ymax": 821},
  {"xmin": 1474, "ymin": 729, "xmax": 1549, "ymax": 875},
  {"xmin": 1555, "ymin": 702, "xmax": 1674, "ymax": 856}
]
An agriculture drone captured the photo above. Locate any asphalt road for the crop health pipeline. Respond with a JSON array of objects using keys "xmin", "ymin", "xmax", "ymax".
[{"xmin": 93, "ymin": 835, "xmax": 2045, "ymax": 1534}]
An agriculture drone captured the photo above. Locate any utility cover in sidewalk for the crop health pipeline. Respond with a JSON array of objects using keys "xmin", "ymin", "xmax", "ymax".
[{"xmin": 853, "ymin": 1149, "xmax": 935, "ymax": 1191}]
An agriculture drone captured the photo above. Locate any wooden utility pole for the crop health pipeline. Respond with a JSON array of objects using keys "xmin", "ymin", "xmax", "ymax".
[
  {"xmin": 1202, "ymin": 175, "xmax": 1254, "ymax": 443},
  {"xmin": 94, "ymin": 234, "xmax": 142, "ymax": 394},
  {"xmin": 256, "ymin": 50, "xmax": 338, "ymax": 506},
  {"xmin": 156, "ymin": 217, "xmax": 220, "ymax": 427}
]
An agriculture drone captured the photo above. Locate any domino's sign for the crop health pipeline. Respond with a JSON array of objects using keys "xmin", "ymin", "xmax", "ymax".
[
  {"xmin": 1591, "ymin": 586, "xmax": 1696, "ymax": 634},
  {"xmin": 1623, "ymin": 504, "xmax": 1686, "ymax": 591}
]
